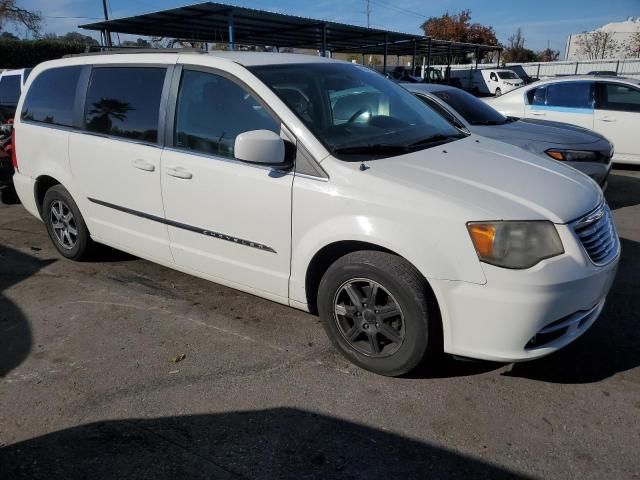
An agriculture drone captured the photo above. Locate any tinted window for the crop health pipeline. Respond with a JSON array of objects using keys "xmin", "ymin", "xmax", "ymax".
[
  {"xmin": 21, "ymin": 66, "xmax": 82, "ymax": 126},
  {"xmin": 432, "ymin": 88, "xmax": 507, "ymax": 125},
  {"xmin": 0, "ymin": 75, "xmax": 21, "ymax": 105},
  {"xmin": 417, "ymin": 95, "xmax": 457, "ymax": 124},
  {"xmin": 85, "ymin": 67, "xmax": 165, "ymax": 142},
  {"xmin": 597, "ymin": 83, "xmax": 640, "ymax": 112},
  {"xmin": 497, "ymin": 71, "xmax": 518, "ymax": 80},
  {"xmin": 174, "ymin": 69, "xmax": 279, "ymax": 158},
  {"xmin": 251, "ymin": 63, "xmax": 463, "ymax": 160},
  {"xmin": 546, "ymin": 82, "xmax": 593, "ymax": 108}
]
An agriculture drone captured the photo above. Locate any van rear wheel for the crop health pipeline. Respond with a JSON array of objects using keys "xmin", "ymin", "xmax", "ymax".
[
  {"xmin": 43, "ymin": 185, "xmax": 93, "ymax": 260},
  {"xmin": 317, "ymin": 250, "xmax": 439, "ymax": 376}
]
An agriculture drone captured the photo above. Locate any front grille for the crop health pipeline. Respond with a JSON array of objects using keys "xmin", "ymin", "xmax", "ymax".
[{"xmin": 573, "ymin": 203, "xmax": 619, "ymax": 265}]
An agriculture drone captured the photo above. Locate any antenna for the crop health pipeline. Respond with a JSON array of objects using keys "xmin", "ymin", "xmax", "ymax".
[{"xmin": 366, "ymin": 0, "xmax": 371, "ymax": 28}]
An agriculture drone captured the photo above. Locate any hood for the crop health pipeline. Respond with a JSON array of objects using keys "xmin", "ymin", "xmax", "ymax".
[
  {"xmin": 473, "ymin": 118, "xmax": 604, "ymax": 146},
  {"xmin": 368, "ymin": 136, "xmax": 601, "ymax": 224}
]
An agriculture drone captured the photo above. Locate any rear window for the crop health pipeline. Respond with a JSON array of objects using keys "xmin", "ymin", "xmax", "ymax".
[
  {"xmin": 21, "ymin": 66, "xmax": 82, "ymax": 126},
  {"xmin": 84, "ymin": 67, "xmax": 166, "ymax": 143},
  {"xmin": 528, "ymin": 82, "xmax": 593, "ymax": 109},
  {"xmin": 0, "ymin": 75, "xmax": 21, "ymax": 105}
]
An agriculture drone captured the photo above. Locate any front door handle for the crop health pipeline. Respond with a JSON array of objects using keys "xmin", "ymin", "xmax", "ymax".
[
  {"xmin": 530, "ymin": 111, "xmax": 546, "ymax": 116},
  {"xmin": 132, "ymin": 158, "xmax": 155, "ymax": 172},
  {"xmin": 166, "ymin": 167, "xmax": 193, "ymax": 179},
  {"xmin": 599, "ymin": 116, "xmax": 616, "ymax": 123}
]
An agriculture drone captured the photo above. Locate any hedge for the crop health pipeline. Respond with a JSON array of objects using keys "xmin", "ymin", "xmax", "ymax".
[{"xmin": 0, "ymin": 40, "xmax": 89, "ymax": 69}]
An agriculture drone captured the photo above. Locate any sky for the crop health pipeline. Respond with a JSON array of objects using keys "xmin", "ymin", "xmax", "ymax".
[{"xmin": 9, "ymin": 0, "xmax": 640, "ymax": 57}]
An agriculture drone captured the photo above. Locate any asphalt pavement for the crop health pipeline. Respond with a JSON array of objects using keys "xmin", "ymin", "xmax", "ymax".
[{"xmin": 1, "ymin": 167, "xmax": 639, "ymax": 479}]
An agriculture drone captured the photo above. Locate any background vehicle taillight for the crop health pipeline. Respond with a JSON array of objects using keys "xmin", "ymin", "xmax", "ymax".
[{"xmin": 10, "ymin": 123, "xmax": 17, "ymax": 172}]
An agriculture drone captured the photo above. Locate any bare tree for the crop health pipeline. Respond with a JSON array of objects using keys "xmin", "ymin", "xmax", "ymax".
[
  {"xmin": 576, "ymin": 30, "xmax": 620, "ymax": 59},
  {"xmin": 624, "ymin": 31, "xmax": 640, "ymax": 58},
  {"xmin": 0, "ymin": 0, "xmax": 41, "ymax": 36}
]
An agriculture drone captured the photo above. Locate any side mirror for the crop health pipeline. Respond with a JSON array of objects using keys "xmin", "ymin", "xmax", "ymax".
[{"xmin": 234, "ymin": 129, "xmax": 291, "ymax": 168}]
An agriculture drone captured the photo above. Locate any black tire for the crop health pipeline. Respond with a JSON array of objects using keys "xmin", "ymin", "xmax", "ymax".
[
  {"xmin": 494, "ymin": 87, "xmax": 502, "ymax": 97},
  {"xmin": 43, "ymin": 185, "xmax": 93, "ymax": 260},
  {"xmin": 317, "ymin": 250, "xmax": 440, "ymax": 376}
]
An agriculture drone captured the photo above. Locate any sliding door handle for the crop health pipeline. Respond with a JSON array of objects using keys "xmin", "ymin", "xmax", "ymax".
[
  {"xmin": 166, "ymin": 167, "xmax": 193, "ymax": 179},
  {"xmin": 132, "ymin": 158, "xmax": 155, "ymax": 172}
]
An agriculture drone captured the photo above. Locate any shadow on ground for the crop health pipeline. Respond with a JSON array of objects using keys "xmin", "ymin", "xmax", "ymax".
[
  {"xmin": 505, "ymin": 238, "xmax": 640, "ymax": 384},
  {"xmin": 0, "ymin": 245, "xmax": 55, "ymax": 377},
  {"xmin": 0, "ymin": 408, "xmax": 530, "ymax": 480},
  {"xmin": 606, "ymin": 167, "xmax": 640, "ymax": 210}
]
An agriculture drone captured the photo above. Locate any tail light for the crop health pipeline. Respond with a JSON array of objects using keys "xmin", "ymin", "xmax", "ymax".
[{"xmin": 10, "ymin": 121, "xmax": 17, "ymax": 172}]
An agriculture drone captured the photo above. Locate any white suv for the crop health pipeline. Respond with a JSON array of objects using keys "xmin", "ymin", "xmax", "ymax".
[{"xmin": 12, "ymin": 52, "xmax": 619, "ymax": 376}]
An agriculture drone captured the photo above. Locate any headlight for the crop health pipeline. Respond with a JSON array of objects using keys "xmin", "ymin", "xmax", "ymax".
[
  {"xmin": 467, "ymin": 221, "xmax": 564, "ymax": 269},
  {"xmin": 546, "ymin": 149, "xmax": 598, "ymax": 162}
]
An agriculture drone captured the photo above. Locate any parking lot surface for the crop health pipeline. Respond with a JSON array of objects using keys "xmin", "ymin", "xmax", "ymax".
[{"xmin": 1, "ymin": 167, "xmax": 639, "ymax": 479}]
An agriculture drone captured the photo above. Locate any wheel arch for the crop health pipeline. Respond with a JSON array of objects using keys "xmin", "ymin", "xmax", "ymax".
[
  {"xmin": 304, "ymin": 240, "xmax": 441, "ymax": 323},
  {"xmin": 34, "ymin": 174, "xmax": 63, "ymax": 219}
]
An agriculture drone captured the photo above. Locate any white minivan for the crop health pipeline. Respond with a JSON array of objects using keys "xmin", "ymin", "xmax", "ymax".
[{"xmin": 13, "ymin": 52, "xmax": 619, "ymax": 376}]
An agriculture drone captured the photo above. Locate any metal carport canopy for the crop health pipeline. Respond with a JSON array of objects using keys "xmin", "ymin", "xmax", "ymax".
[{"xmin": 79, "ymin": 1, "xmax": 500, "ymax": 59}]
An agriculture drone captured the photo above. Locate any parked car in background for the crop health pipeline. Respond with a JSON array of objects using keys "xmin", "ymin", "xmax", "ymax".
[
  {"xmin": 450, "ymin": 68, "xmax": 524, "ymax": 96},
  {"xmin": 488, "ymin": 75, "xmax": 640, "ymax": 164},
  {"xmin": 588, "ymin": 71, "xmax": 617, "ymax": 76},
  {"xmin": 13, "ymin": 52, "xmax": 619, "ymax": 376},
  {"xmin": 0, "ymin": 121, "xmax": 18, "ymax": 203},
  {"xmin": 403, "ymin": 83, "xmax": 613, "ymax": 187},
  {"xmin": 0, "ymin": 68, "xmax": 31, "ymax": 122}
]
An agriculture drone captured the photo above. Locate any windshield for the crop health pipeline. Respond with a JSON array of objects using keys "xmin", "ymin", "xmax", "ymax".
[
  {"xmin": 250, "ymin": 63, "xmax": 464, "ymax": 160},
  {"xmin": 432, "ymin": 89, "xmax": 508, "ymax": 125},
  {"xmin": 497, "ymin": 71, "xmax": 519, "ymax": 80}
]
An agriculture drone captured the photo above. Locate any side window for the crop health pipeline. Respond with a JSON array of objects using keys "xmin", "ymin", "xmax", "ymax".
[
  {"xmin": 0, "ymin": 75, "xmax": 21, "ymax": 105},
  {"xmin": 418, "ymin": 95, "xmax": 457, "ymax": 126},
  {"xmin": 21, "ymin": 66, "xmax": 82, "ymax": 126},
  {"xmin": 174, "ymin": 69, "xmax": 279, "ymax": 159},
  {"xmin": 546, "ymin": 82, "xmax": 593, "ymax": 109},
  {"xmin": 527, "ymin": 86, "xmax": 546, "ymax": 105},
  {"xmin": 597, "ymin": 83, "xmax": 640, "ymax": 112},
  {"xmin": 85, "ymin": 67, "xmax": 166, "ymax": 142},
  {"xmin": 489, "ymin": 72, "xmax": 497, "ymax": 82}
]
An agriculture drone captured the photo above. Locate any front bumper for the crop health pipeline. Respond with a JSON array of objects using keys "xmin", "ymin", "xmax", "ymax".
[
  {"xmin": 433, "ymin": 224, "xmax": 619, "ymax": 362},
  {"xmin": 566, "ymin": 159, "xmax": 612, "ymax": 188}
]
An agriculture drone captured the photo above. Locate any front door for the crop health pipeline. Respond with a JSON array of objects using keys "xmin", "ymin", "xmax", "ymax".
[
  {"xmin": 594, "ymin": 82, "xmax": 640, "ymax": 164},
  {"xmin": 69, "ymin": 65, "xmax": 173, "ymax": 262},
  {"xmin": 160, "ymin": 67, "xmax": 293, "ymax": 300}
]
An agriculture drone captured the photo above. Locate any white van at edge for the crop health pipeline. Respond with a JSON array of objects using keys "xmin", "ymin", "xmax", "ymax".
[
  {"xmin": 451, "ymin": 68, "xmax": 524, "ymax": 96},
  {"xmin": 12, "ymin": 52, "xmax": 619, "ymax": 376}
]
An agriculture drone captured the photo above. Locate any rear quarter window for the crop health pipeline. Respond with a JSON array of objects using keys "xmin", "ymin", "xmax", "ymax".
[
  {"xmin": 21, "ymin": 66, "xmax": 82, "ymax": 127},
  {"xmin": 84, "ymin": 67, "xmax": 166, "ymax": 143},
  {"xmin": 0, "ymin": 75, "xmax": 21, "ymax": 105}
]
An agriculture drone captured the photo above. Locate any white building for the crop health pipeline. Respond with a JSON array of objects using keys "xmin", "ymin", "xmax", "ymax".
[{"xmin": 565, "ymin": 17, "xmax": 640, "ymax": 60}]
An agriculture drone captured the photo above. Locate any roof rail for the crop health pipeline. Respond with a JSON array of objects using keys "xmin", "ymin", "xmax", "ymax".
[{"xmin": 63, "ymin": 47, "xmax": 206, "ymax": 58}]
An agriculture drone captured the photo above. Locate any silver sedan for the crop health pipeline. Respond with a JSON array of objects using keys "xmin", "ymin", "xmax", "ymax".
[{"xmin": 403, "ymin": 83, "xmax": 613, "ymax": 187}]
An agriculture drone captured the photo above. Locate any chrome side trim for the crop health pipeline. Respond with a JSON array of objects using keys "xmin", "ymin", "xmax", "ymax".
[{"xmin": 87, "ymin": 197, "xmax": 277, "ymax": 254}]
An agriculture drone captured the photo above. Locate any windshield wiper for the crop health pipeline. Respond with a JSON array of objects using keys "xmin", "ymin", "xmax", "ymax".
[
  {"xmin": 332, "ymin": 143, "xmax": 411, "ymax": 155},
  {"xmin": 407, "ymin": 134, "xmax": 461, "ymax": 148},
  {"xmin": 469, "ymin": 119, "xmax": 506, "ymax": 126}
]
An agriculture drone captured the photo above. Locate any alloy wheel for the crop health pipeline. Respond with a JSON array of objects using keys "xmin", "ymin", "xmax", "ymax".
[
  {"xmin": 49, "ymin": 199, "xmax": 78, "ymax": 250},
  {"xmin": 333, "ymin": 278, "xmax": 405, "ymax": 358}
]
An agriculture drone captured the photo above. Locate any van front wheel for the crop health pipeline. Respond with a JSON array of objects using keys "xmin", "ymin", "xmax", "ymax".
[
  {"xmin": 317, "ymin": 251, "xmax": 439, "ymax": 376},
  {"xmin": 43, "ymin": 185, "xmax": 93, "ymax": 260},
  {"xmin": 495, "ymin": 87, "xmax": 502, "ymax": 97}
]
